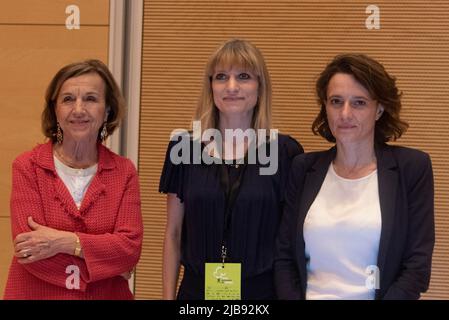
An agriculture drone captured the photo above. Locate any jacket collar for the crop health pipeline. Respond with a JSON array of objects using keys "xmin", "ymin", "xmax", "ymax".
[
  {"xmin": 33, "ymin": 141, "xmax": 116, "ymax": 219},
  {"xmin": 296, "ymin": 146, "xmax": 335, "ymax": 297},
  {"xmin": 34, "ymin": 141, "xmax": 116, "ymax": 173},
  {"xmin": 374, "ymin": 144, "xmax": 399, "ymax": 283},
  {"xmin": 298, "ymin": 146, "xmax": 336, "ymax": 223},
  {"xmin": 310, "ymin": 145, "xmax": 399, "ymax": 269},
  {"xmin": 297, "ymin": 144, "xmax": 399, "ymax": 298}
]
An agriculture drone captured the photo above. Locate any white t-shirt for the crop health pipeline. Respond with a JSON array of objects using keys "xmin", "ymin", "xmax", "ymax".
[
  {"xmin": 54, "ymin": 155, "xmax": 97, "ymax": 209},
  {"xmin": 304, "ymin": 163, "xmax": 382, "ymax": 300}
]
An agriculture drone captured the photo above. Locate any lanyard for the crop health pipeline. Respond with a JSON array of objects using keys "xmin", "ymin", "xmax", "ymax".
[{"xmin": 219, "ymin": 162, "xmax": 247, "ymax": 265}]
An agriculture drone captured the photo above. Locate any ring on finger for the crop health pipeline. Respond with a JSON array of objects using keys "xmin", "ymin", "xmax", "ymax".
[{"xmin": 21, "ymin": 250, "xmax": 31, "ymax": 258}]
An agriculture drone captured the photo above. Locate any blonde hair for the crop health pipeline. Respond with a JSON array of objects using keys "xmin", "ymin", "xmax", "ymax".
[{"xmin": 194, "ymin": 39, "xmax": 272, "ymax": 132}]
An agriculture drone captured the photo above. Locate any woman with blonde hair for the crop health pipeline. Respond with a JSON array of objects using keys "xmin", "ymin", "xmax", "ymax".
[{"xmin": 160, "ymin": 39, "xmax": 303, "ymax": 299}]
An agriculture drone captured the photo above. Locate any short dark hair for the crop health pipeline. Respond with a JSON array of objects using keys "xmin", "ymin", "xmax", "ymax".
[
  {"xmin": 42, "ymin": 59, "xmax": 125, "ymax": 142},
  {"xmin": 312, "ymin": 53, "xmax": 408, "ymax": 144}
]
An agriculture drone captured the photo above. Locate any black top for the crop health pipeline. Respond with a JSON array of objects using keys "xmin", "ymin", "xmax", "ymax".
[{"xmin": 159, "ymin": 133, "xmax": 303, "ymax": 298}]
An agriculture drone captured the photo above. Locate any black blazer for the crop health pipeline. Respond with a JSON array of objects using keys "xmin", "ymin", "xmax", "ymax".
[{"xmin": 275, "ymin": 143, "xmax": 435, "ymax": 300}]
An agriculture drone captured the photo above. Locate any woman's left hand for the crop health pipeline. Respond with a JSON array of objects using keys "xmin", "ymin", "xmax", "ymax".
[{"xmin": 14, "ymin": 217, "xmax": 70, "ymax": 264}]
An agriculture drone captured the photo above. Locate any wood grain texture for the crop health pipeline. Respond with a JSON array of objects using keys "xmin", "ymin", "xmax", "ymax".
[{"xmin": 0, "ymin": 0, "xmax": 109, "ymax": 25}]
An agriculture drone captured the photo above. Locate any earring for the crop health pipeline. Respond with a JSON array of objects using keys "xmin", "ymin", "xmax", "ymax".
[
  {"xmin": 56, "ymin": 123, "xmax": 63, "ymax": 144},
  {"xmin": 377, "ymin": 105, "xmax": 384, "ymax": 117},
  {"xmin": 100, "ymin": 122, "xmax": 108, "ymax": 141},
  {"xmin": 376, "ymin": 109, "xmax": 384, "ymax": 120}
]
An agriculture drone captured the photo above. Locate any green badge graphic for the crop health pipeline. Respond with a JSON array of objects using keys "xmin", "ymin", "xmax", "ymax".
[{"xmin": 205, "ymin": 263, "xmax": 241, "ymax": 300}]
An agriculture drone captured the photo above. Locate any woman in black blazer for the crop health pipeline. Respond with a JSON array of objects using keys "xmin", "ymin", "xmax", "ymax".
[{"xmin": 275, "ymin": 54, "xmax": 434, "ymax": 300}]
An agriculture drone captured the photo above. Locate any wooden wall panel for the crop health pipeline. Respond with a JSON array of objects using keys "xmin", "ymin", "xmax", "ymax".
[
  {"xmin": 137, "ymin": 0, "xmax": 449, "ymax": 299},
  {"xmin": 0, "ymin": 1, "xmax": 109, "ymax": 25}
]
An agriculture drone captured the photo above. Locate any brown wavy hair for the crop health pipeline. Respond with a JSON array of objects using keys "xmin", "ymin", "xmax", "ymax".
[
  {"xmin": 42, "ymin": 59, "xmax": 125, "ymax": 142},
  {"xmin": 312, "ymin": 53, "xmax": 408, "ymax": 144}
]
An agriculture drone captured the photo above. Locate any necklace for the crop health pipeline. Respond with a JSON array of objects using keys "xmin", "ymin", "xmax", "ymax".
[
  {"xmin": 54, "ymin": 147, "xmax": 97, "ymax": 169},
  {"xmin": 224, "ymin": 158, "xmax": 243, "ymax": 169}
]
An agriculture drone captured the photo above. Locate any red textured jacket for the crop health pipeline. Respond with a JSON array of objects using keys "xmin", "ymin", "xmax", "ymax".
[{"xmin": 4, "ymin": 141, "xmax": 143, "ymax": 300}]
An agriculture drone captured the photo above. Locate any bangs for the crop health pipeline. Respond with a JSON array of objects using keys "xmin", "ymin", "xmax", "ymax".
[{"xmin": 210, "ymin": 46, "xmax": 259, "ymax": 76}]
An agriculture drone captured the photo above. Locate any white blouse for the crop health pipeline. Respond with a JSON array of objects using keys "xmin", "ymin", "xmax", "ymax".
[
  {"xmin": 54, "ymin": 155, "xmax": 97, "ymax": 209},
  {"xmin": 304, "ymin": 163, "xmax": 382, "ymax": 300}
]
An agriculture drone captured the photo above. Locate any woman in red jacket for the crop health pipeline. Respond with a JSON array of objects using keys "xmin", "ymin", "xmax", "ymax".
[{"xmin": 4, "ymin": 60, "xmax": 143, "ymax": 299}]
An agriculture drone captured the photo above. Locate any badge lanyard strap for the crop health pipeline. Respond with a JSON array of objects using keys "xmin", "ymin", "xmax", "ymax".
[{"xmin": 219, "ymin": 162, "xmax": 247, "ymax": 266}]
